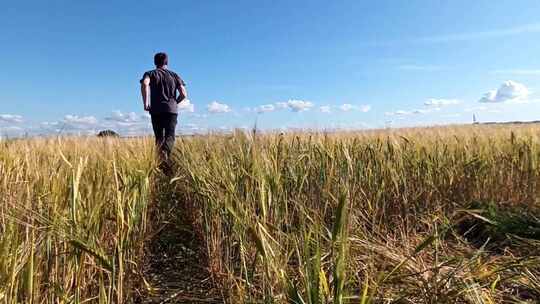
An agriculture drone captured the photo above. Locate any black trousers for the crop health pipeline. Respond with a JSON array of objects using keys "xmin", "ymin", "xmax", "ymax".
[{"xmin": 150, "ymin": 113, "xmax": 178, "ymax": 160}]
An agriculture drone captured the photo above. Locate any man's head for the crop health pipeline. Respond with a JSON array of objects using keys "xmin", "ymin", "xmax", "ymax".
[{"xmin": 154, "ymin": 52, "xmax": 168, "ymax": 68}]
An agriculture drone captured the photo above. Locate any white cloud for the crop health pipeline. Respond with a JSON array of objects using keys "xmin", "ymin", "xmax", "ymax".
[
  {"xmin": 395, "ymin": 110, "xmax": 410, "ymax": 116},
  {"xmin": 37, "ymin": 115, "xmax": 100, "ymax": 135},
  {"xmin": 40, "ymin": 121, "xmax": 60, "ymax": 128},
  {"xmin": 207, "ymin": 101, "xmax": 231, "ymax": 113},
  {"xmin": 479, "ymin": 80, "xmax": 529, "ymax": 103},
  {"xmin": 338, "ymin": 104, "xmax": 371, "ymax": 112},
  {"xmin": 105, "ymin": 111, "xmax": 140, "ymax": 123},
  {"xmin": 178, "ymin": 99, "xmax": 195, "ymax": 113},
  {"xmin": 33, "ymin": 112, "xmax": 152, "ymax": 137},
  {"xmin": 0, "ymin": 114, "xmax": 23, "ymax": 123},
  {"xmin": 359, "ymin": 105, "xmax": 371, "ymax": 112},
  {"xmin": 256, "ymin": 104, "xmax": 275, "ymax": 113},
  {"xmin": 179, "ymin": 123, "xmax": 203, "ymax": 134},
  {"xmin": 339, "ymin": 104, "xmax": 355, "ymax": 112},
  {"xmin": 287, "ymin": 99, "xmax": 313, "ymax": 112},
  {"xmin": 252, "ymin": 100, "xmax": 318, "ymax": 113},
  {"xmin": 386, "ymin": 107, "xmax": 438, "ymax": 116},
  {"xmin": 63, "ymin": 115, "xmax": 98, "ymax": 125},
  {"xmin": 1, "ymin": 126, "xmax": 23, "ymax": 131},
  {"xmin": 479, "ymin": 90, "xmax": 497, "ymax": 103},
  {"xmin": 100, "ymin": 110, "xmax": 153, "ymax": 136},
  {"xmin": 183, "ymin": 123, "xmax": 198, "ymax": 129},
  {"xmin": 319, "ymin": 106, "xmax": 331, "ymax": 113},
  {"xmin": 424, "ymin": 98, "xmax": 461, "ymax": 107}
]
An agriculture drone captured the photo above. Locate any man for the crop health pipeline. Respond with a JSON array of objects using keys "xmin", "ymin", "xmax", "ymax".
[{"xmin": 140, "ymin": 52, "xmax": 187, "ymax": 162}]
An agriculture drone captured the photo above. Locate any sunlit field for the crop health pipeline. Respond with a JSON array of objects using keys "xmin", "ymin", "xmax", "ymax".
[
  {"xmin": 2, "ymin": 124, "xmax": 540, "ymax": 303},
  {"xmin": 0, "ymin": 137, "xmax": 155, "ymax": 303}
]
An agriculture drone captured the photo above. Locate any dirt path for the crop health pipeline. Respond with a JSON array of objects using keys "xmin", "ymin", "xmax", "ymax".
[{"xmin": 139, "ymin": 173, "xmax": 225, "ymax": 304}]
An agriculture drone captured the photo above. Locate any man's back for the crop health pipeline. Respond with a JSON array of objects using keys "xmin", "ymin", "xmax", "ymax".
[
  {"xmin": 141, "ymin": 68, "xmax": 185, "ymax": 114},
  {"xmin": 140, "ymin": 52, "xmax": 187, "ymax": 165}
]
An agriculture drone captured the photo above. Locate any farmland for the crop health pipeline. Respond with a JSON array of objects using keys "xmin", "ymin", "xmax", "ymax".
[{"xmin": 1, "ymin": 124, "xmax": 540, "ymax": 303}]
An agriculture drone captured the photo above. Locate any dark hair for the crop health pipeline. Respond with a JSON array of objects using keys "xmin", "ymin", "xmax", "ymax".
[{"xmin": 154, "ymin": 52, "xmax": 168, "ymax": 67}]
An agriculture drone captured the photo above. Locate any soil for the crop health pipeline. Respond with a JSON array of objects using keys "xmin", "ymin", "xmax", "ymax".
[{"xmin": 137, "ymin": 172, "xmax": 225, "ymax": 304}]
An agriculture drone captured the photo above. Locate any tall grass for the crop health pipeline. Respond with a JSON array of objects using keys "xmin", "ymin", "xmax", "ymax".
[
  {"xmin": 170, "ymin": 125, "xmax": 540, "ymax": 303},
  {"xmin": 0, "ymin": 137, "xmax": 154, "ymax": 303},
  {"xmin": 2, "ymin": 125, "xmax": 540, "ymax": 303}
]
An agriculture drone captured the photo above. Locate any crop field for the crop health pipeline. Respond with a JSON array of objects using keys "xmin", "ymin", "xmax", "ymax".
[{"xmin": 1, "ymin": 124, "xmax": 540, "ymax": 303}]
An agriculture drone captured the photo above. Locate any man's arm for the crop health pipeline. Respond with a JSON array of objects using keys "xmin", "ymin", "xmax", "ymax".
[
  {"xmin": 177, "ymin": 84, "xmax": 188, "ymax": 103},
  {"xmin": 141, "ymin": 76, "xmax": 151, "ymax": 111},
  {"xmin": 174, "ymin": 74, "xmax": 187, "ymax": 103}
]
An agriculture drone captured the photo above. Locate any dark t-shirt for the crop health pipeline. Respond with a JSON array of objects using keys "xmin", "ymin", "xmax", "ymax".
[{"xmin": 140, "ymin": 68, "xmax": 185, "ymax": 114}]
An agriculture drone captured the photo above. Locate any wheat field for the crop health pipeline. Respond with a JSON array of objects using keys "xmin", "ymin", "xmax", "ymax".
[{"xmin": 1, "ymin": 125, "xmax": 540, "ymax": 303}]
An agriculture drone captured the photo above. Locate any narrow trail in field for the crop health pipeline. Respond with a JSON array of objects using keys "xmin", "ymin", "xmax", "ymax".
[{"xmin": 139, "ymin": 171, "xmax": 224, "ymax": 304}]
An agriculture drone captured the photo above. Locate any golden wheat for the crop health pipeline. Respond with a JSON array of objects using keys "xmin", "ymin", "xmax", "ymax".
[{"xmin": 1, "ymin": 124, "xmax": 540, "ymax": 303}]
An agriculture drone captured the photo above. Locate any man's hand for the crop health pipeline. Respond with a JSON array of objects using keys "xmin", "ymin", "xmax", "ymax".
[{"xmin": 144, "ymin": 102, "xmax": 151, "ymax": 111}]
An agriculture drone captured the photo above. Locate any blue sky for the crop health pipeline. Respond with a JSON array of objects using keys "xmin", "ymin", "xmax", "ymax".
[{"xmin": 1, "ymin": 0, "xmax": 540, "ymax": 136}]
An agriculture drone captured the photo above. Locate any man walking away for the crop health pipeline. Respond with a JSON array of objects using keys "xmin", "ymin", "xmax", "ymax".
[{"xmin": 140, "ymin": 52, "xmax": 187, "ymax": 165}]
